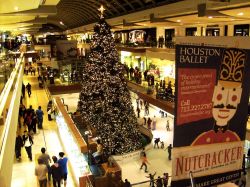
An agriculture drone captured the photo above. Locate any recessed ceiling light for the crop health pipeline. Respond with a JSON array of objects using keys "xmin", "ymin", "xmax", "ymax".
[
  {"xmin": 231, "ymin": 18, "xmax": 235, "ymax": 21},
  {"xmin": 237, "ymin": 12, "xmax": 244, "ymax": 16},
  {"xmin": 177, "ymin": 20, "xmax": 181, "ymax": 22},
  {"xmin": 59, "ymin": 21, "xmax": 64, "ymax": 25},
  {"xmin": 14, "ymin": 6, "xmax": 19, "ymax": 11},
  {"xmin": 208, "ymin": 16, "xmax": 213, "ymax": 19}
]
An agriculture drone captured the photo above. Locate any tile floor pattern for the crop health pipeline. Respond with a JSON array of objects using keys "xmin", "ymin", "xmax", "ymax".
[{"xmin": 11, "ymin": 74, "xmax": 76, "ymax": 187}]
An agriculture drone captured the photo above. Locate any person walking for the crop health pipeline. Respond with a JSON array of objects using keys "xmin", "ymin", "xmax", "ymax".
[
  {"xmin": 163, "ymin": 173, "xmax": 169, "ymax": 187},
  {"xmin": 136, "ymin": 98, "xmax": 140, "ymax": 109},
  {"xmin": 147, "ymin": 117, "xmax": 152, "ymax": 129},
  {"xmin": 36, "ymin": 106, "xmax": 44, "ymax": 129},
  {"xmin": 26, "ymin": 112, "xmax": 33, "ymax": 133},
  {"xmin": 123, "ymin": 179, "xmax": 131, "ymax": 187},
  {"xmin": 35, "ymin": 158, "xmax": 48, "ymax": 187},
  {"xmin": 145, "ymin": 103, "xmax": 150, "ymax": 116},
  {"xmin": 22, "ymin": 130, "xmax": 33, "ymax": 161},
  {"xmin": 47, "ymin": 100, "xmax": 53, "ymax": 121},
  {"xmin": 140, "ymin": 152, "xmax": 149, "ymax": 173},
  {"xmin": 140, "ymin": 99, "xmax": 143, "ymax": 110},
  {"xmin": 154, "ymin": 138, "xmax": 160, "ymax": 149},
  {"xmin": 38, "ymin": 147, "xmax": 52, "ymax": 182},
  {"xmin": 165, "ymin": 144, "xmax": 172, "ymax": 160},
  {"xmin": 142, "ymin": 117, "xmax": 146, "ymax": 126},
  {"xmin": 155, "ymin": 82, "xmax": 159, "ymax": 93},
  {"xmin": 140, "ymin": 147, "xmax": 146, "ymax": 158},
  {"xmin": 26, "ymin": 83, "xmax": 32, "ymax": 97},
  {"xmin": 160, "ymin": 141, "xmax": 164, "ymax": 149},
  {"xmin": 31, "ymin": 114, "xmax": 37, "ymax": 134},
  {"xmin": 136, "ymin": 107, "xmax": 141, "ymax": 118},
  {"xmin": 247, "ymin": 148, "xmax": 250, "ymax": 162},
  {"xmin": 22, "ymin": 83, "xmax": 25, "ymax": 98},
  {"xmin": 58, "ymin": 152, "xmax": 68, "ymax": 187},
  {"xmin": 51, "ymin": 156, "xmax": 63, "ymax": 187},
  {"xmin": 166, "ymin": 120, "xmax": 170, "ymax": 131},
  {"xmin": 156, "ymin": 176, "xmax": 163, "ymax": 187},
  {"xmin": 146, "ymin": 172, "xmax": 156, "ymax": 187},
  {"xmin": 152, "ymin": 116, "xmax": 157, "ymax": 130},
  {"xmin": 15, "ymin": 132, "xmax": 23, "ymax": 161},
  {"xmin": 92, "ymin": 139, "xmax": 103, "ymax": 163}
]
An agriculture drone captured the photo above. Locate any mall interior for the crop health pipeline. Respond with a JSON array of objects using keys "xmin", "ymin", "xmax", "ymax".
[{"xmin": 1, "ymin": 0, "xmax": 250, "ymax": 187}]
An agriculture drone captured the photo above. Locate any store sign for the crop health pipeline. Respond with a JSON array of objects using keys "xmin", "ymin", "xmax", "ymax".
[{"xmin": 172, "ymin": 45, "xmax": 250, "ymax": 187}]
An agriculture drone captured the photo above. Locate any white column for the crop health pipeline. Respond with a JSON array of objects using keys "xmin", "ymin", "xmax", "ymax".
[
  {"xmin": 175, "ymin": 27, "xmax": 185, "ymax": 37},
  {"xmin": 202, "ymin": 26, "xmax": 206, "ymax": 36},
  {"xmin": 228, "ymin": 24, "xmax": 234, "ymax": 36},
  {"xmin": 157, "ymin": 27, "xmax": 165, "ymax": 40},
  {"xmin": 196, "ymin": 26, "xmax": 202, "ymax": 36},
  {"xmin": 219, "ymin": 25, "xmax": 225, "ymax": 36}
]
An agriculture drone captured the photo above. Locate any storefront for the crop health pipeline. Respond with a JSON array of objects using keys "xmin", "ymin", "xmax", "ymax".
[
  {"xmin": 114, "ymin": 28, "xmax": 156, "ymax": 45},
  {"xmin": 146, "ymin": 58, "xmax": 175, "ymax": 83},
  {"xmin": 120, "ymin": 51, "xmax": 147, "ymax": 71},
  {"xmin": 58, "ymin": 58, "xmax": 86, "ymax": 83}
]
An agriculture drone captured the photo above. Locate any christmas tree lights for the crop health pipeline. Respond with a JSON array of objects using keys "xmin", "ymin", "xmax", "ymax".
[{"xmin": 78, "ymin": 11, "xmax": 142, "ymax": 156}]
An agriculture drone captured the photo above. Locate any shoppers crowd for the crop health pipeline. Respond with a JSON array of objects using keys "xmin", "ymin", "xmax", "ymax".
[{"xmin": 15, "ymin": 63, "xmax": 70, "ymax": 187}]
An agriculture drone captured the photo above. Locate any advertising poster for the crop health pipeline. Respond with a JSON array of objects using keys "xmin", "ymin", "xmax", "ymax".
[{"xmin": 172, "ymin": 45, "xmax": 250, "ymax": 187}]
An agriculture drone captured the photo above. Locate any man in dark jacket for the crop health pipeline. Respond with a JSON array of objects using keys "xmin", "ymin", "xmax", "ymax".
[
  {"xmin": 26, "ymin": 83, "xmax": 32, "ymax": 97},
  {"xmin": 15, "ymin": 133, "xmax": 23, "ymax": 161},
  {"xmin": 51, "ymin": 156, "xmax": 63, "ymax": 187}
]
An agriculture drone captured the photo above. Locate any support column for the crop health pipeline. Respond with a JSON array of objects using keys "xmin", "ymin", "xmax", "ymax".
[
  {"xmin": 157, "ymin": 27, "xmax": 165, "ymax": 40},
  {"xmin": 228, "ymin": 24, "xmax": 234, "ymax": 36},
  {"xmin": 175, "ymin": 27, "xmax": 185, "ymax": 37},
  {"xmin": 219, "ymin": 25, "xmax": 225, "ymax": 36},
  {"xmin": 196, "ymin": 26, "xmax": 202, "ymax": 36}
]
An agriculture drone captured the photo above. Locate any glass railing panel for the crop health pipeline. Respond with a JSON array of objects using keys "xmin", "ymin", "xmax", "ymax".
[{"xmin": 0, "ymin": 57, "xmax": 23, "ymax": 155}]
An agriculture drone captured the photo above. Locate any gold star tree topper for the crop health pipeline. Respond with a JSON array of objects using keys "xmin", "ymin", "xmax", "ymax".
[{"xmin": 98, "ymin": 5, "xmax": 105, "ymax": 18}]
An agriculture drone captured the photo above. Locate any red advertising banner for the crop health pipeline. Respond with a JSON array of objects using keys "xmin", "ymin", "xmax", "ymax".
[{"xmin": 177, "ymin": 68, "xmax": 216, "ymax": 125}]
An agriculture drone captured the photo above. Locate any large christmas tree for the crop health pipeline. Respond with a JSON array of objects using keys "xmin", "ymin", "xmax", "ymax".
[{"xmin": 78, "ymin": 9, "xmax": 142, "ymax": 156}]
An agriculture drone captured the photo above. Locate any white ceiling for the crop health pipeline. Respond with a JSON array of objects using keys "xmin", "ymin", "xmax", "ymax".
[{"xmin": 0, "ymin": 0, "xmax": 59, "ymax": 33}]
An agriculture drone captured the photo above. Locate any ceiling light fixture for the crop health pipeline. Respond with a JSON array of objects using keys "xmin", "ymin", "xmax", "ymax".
[
  {"xmin": 237, "ymin": 12, "xmax": 244, "ymax": 16},
  {"xmin": 14, "ymin": 6, "xmax": 19, "ymax": 11},
  {"xmin": 208, "ymin": 16, "xmax": 213, "ymax": 19},
  {"xmin": 59, "ymin": 21, "xmax": 65, "ymax": 25},
  {"xmin": 177, "ymin": 20, "xmax": 181, "ymax": 22}
]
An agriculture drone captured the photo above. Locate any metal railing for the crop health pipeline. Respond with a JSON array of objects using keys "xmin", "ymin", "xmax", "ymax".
[
  {"xmin": 0, "ymin": 56, "xmax": 23, "ymax": 155},
  {"xmin": 189, "ymin": 171, "xmax": 195, "ymax": 187},
  {"xmin": 131, "ymin": 175, "xmax": 171, "ymax": 186}
]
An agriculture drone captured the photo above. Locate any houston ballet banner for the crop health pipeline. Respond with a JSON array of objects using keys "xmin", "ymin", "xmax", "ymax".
[{"xmin": 172, "ymin": 45, "xmax": 250, "ymax": 187}]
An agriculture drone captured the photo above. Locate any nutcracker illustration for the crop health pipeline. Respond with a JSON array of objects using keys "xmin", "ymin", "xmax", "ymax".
[{"xmin": 192, "ymin": 48, "xmax": 247, "ymax": 145}]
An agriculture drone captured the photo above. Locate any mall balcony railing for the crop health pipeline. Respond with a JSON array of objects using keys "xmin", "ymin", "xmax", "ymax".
[
  {"xmin": 0, "ymin": 56, "xmax": 16, "ymax": 94},
  {"xmin": 115, "ymin": 41, "xmax": 176, "ymax": 49},
  {"xmin": 0, "ymin": 54, "xmax": 24, "ymax": 187},
  {"xmin": 130, "ymin": 175, "xmax": 172, "ymax": 186}
]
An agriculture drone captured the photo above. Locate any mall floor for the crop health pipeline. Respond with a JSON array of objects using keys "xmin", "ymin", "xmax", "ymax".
[
  {"xmin": 11, "ymin": 73, "xmax": 76, "ymax": 187},
  {"xmin": 10, "ymin": 65, "xmax": 250, "ymax": 187}
]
